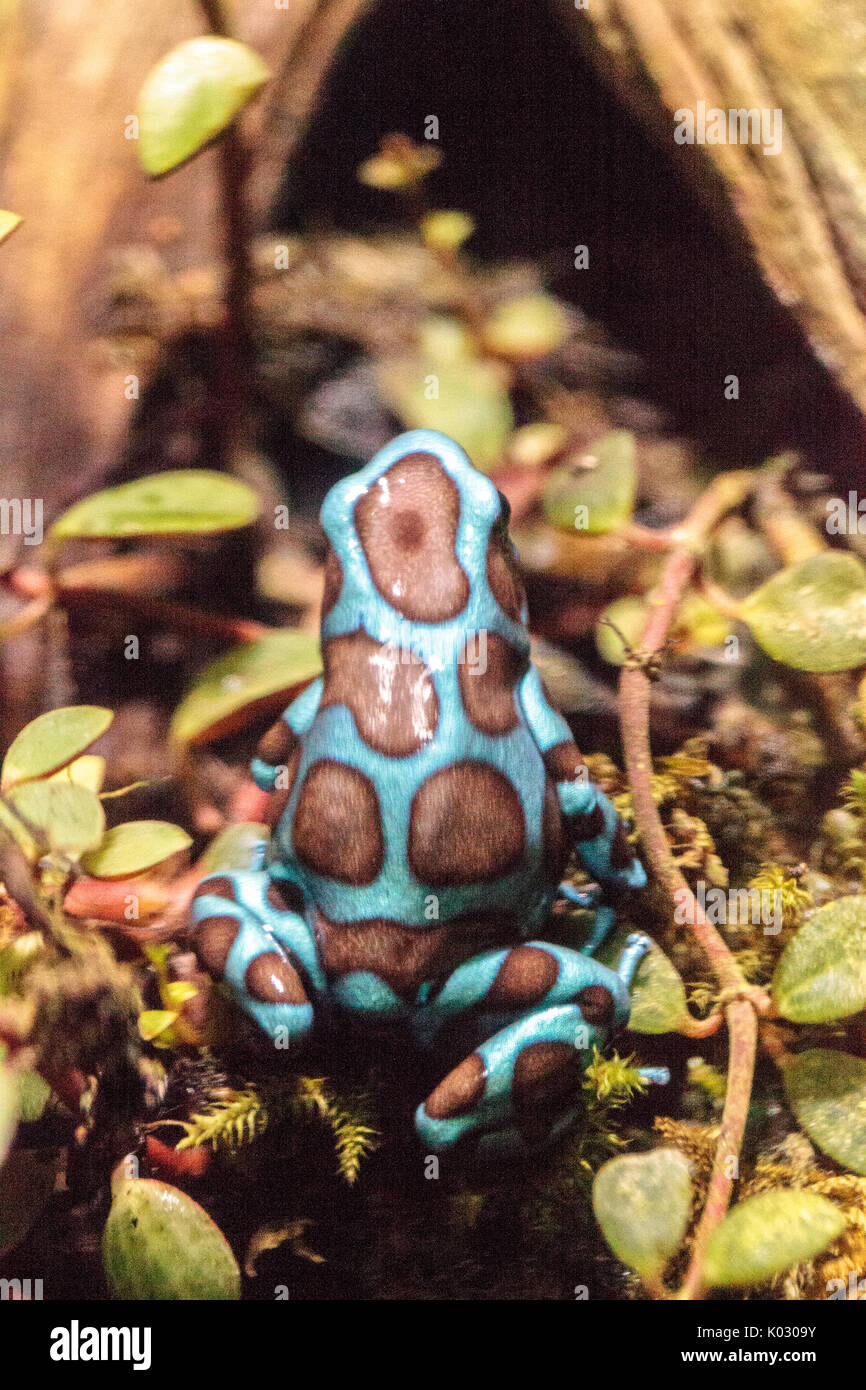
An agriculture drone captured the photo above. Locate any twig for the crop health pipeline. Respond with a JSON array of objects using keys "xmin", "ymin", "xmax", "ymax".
[
  {"xmin": 677, "ymin": 1000, "xmax": 757, "ymax": 1300},
  {"xmin": 216, "ymin": 124, "xmax": 255, "ymax": 466},
  {"xmin": 245, "ymin": 0, "xmax": 375, "ymax": 224},
  {"xmin": 753, "ymin": 474, "xmax": 826, "ymax": 566},
  {"xmin": 615, "ymin": 520, "xmax": 678, "ymax": 553},
  {"xmin": 696, "ymin": 571, "xmax": 743, "ymax": 621},
  {"xmin": 0, "ymin": 592, "xmax": 53, "ymax": 640},
  {"xmin": 678, "ymin": 1011, "xmax": 723, "ymax": 1040},
  {"xmin": 2, "ymin": 561, "xmax": 272, "ymax": 645},
  {"xmin": 49, "ymin": 583, "xmax": 272, "ymax": 646},
  {"xmin": 618, "ymin": 468, "xmax": 771, "ymax": 1301},
  {"xmin": 197, "ymin": 0, "xmax": 254, "ymax": 466}
]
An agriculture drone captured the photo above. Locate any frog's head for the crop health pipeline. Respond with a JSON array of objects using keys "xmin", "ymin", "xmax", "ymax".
[{"xmin": 319, "ymin": 430, "xmax": 527, "ymax": 640}]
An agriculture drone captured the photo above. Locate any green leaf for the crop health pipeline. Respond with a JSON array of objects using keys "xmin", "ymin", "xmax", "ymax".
[
  {"xmin": 593, "ymin": 1149, "xmax": 693, "ymax": 1279},
  {"xmin": 740, "ymin": 551, "xmax": 866, "ymax": 672},
  {"xmin": 0, "ymin": 937, "xmax": 43, "ymax": 997},
  {"xmin": 170, "ymin": 630, "xmax": 321, "ymax": 745},
  {"xmin": 1, "ymin": 705, "xmax": 113, "ymax": 791},
  {"xmin": 0, "ymin": 1044, "xmax": 48, "ymax": 1124},
  {"xmin": 51, "ymin": 469, "xmax": 259, "ymax": 540},
  {"xmin": 0, "ymin": 798, "xmax": 39, "ymax": 862},
  {"xmin": 0, "ymin": 1149, "xmax": 60, "ymax": 1256},
  {"xmin": 16, "ymin": 1069, "xmax": 50, "ymax": 1123},
  {"xmin": 0, "ymin": 211, "xmax": 21, "ymax": 245},
  {"xmin": 138, "ymin": 1009, "xmax": 180, "ymax": 1043},
  {"xmin": 772, "ymin": 895, "xmax": 866, "ymax": 1022},
  {"xmin": 542, "ymin": 431, "xmax": 637, "ymax": 535},
  {"xmin": 595, "ymin": 596, "xmax": 648, "ymax": 666},
  {"xmin": 598, "ymin": 925, "xmax": 689, "ymax": 1033},
  {"xmin": 163, "ymin": 981, "xmax": 198, "ymax": 1008},
  {"xmin": 9, "ymin": 780, "xmax": 105, "ymax": 859},
  {"xmin": 81, "ymin": 821, "xmax": 192, "ymax": 879},
  {"xmin": 377, "ymin": 358, "xmax": 513, "ymax": 472},
  {"xmin": 481, "ymin": 293, "xmax": 569, "ymax": 361},
  {"xmin": 704, "ymin": 1190, "xmax": 845, "ymax": 1289},
  {"xmin": 782, "ymin": 1049, "xmax": 866, "ymax": 1175},
  {"xmin": 103, "ymin": 1178, "xmax": 241, "ymax": 1299},
  {"xmin": 0, "ymin": 1063, "xmax": 17, "ymax": 1166},
  {"xmin": 47, "ymin": 754, "xmax": 106, "ymax": 793},
  {"xmin": 199, "ymin": 822, "xmax": 269, "ymax": 875},
  {"xmin": 137, "ymin": 36, "xmax": 270, "ymax": 177}
]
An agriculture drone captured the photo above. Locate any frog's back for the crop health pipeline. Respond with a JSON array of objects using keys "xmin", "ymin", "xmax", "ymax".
[{"xmin": 272, "ymin": 432, "xmax": 563, "ymax": 940}]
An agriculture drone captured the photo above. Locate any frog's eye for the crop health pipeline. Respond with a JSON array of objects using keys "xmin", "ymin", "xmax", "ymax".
[{"xmin": 495, "ymin": 490, "xmax": 511, "ymax": 528}]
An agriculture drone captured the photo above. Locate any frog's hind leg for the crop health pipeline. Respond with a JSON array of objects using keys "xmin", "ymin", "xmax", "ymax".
[
  {"xmin": 191, "ymin": 870, "xmax": 322, "ymax": 1047},
  {"xmin": 415, "ymin": 934, "xmax": 655, "ymax": 1159},
  {"xmin": 417, "ymin": 1002, "xmax": 595, "ymax": 1160}
]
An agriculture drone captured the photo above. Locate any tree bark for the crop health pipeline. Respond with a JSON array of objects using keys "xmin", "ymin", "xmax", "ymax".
[{"xmin": 554, "ymin": 0, "xmax": 866, "ymax": 442}]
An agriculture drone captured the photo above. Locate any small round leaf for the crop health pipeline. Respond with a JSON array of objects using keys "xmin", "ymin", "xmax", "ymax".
[
  {"xmin": 199, "ymin": 822, "xmax": 269, "ymax": 875},
  {"xmin": 420, "ymin": 210, "xmax": 475, "ymax": 252},
  {"xmin": 377, "ymin": 358, "xmax": 513, "ymax": 472},
  {"xmin": 16, "ymin": 1069, "xmax": 50, "ymax": 1123},
  {"xmin": 772, "ymin": 895, "xmax": 866, "ymax": 1022},
  {"xmin": 595, "ymin": 596, "xmax": 648, "ymax": 666},
  {"xmin": 137, "ymin": 37, "xmax": 270, "ymax": 177},
  {"xmin": 48, "ymin": 754, "xmax": 106, "ymax": 793},
  {"xmin": 138, "ymin": 1010, "xmax": 179, "ymax": 1043},
  {"xmin": 597, "ymin": 925, "xmax": 689, "ymax": 1033},
  {"xmin": 0, "ymin": 211, "xmax": 22, "ymax": 245},
  {"xmin": 783, "ymin": 1048, "xmax": 866, "ymax": 1175},
  {"xmin": 51, "ymin": 470, "xmax": 259, "ymax": 539},
  {"xmin": 9, "ymin": 780, "xmax": 105, "ymax": 859},
  {"xmin": 357, "ymin": 137, "xmax": 440, "ymax": 189},
  {"xmin": 1, "ymin": 706, "xmax": 113, "ymax": 792},
  {"xmin": 740, "ymin": 551, "xmax": 866, "ymax": 672},
  {"xmin": 481, "ymin": 293, "xmax": 569, "ymax": 361},
  {"xmin": 103, "ymin": 1178, "xmax": 241, "ymax": 1299},
  {"xmin": 593, "ymin": 1148, "xmax": 693, "ymax": 1279},
  {"xmin": 626, "ymin": 944, "xmax": 690, "ymax": 1034},
  {"xmin": 543, "ymin": 431, "xmax": 637, "ymax": 535},
  {"xmin": 81, "ymin": 821, "xmax": 192, "ymax": 878},
  {"xmin": 170, "ymin": 630, "xmax": 321, "ymax": 745},
  {"xmin": 704, "ymin": 1190, "xmax": 845, "ymax": 1289}
]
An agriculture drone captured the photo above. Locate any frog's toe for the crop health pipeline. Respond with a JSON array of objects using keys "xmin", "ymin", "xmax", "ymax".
[
  {"xmin": 416, "ymin": 1051, "xmax": 492, "ymax": 1153},
  {"xmin": 416, "ymin": 1007, "xmax": 590, "ymax": 1157},
  {"xmin": 191, "ymin": 872, "xmax": 315, "ymax": 1048}
]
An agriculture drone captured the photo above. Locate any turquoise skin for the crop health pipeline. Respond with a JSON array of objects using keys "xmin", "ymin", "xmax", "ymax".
[{"xmin": 192, "ymin": 429, "xmax": 659, "ymax": 1157}]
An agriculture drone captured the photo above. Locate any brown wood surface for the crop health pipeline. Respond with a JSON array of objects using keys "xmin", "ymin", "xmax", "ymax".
[
  {"xmin": 554, "ymin": 0, "xmax": 866, "ymax": 440},
  {"xmin": 0, "ymin": 0, "xmax": 371, "ymax": 533}
]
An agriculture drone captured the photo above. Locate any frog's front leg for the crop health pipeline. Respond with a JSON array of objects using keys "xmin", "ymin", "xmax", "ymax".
[
  {"xmin": 250, "ymin": 679, "xmax": 323, "ymax": 796},
  {"xmin": 520, "ymin": 665, "xmax": 645, "ymax": 954},
  {"xmin": 415, "ymin": 933, "xmax": 654, "ymax": 1158},
  {"xmin": 191, "ymin": 867, "xmax": 324, "ymax": 1046}
]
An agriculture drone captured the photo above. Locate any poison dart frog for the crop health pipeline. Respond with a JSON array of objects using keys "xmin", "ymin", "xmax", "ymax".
[{"xmin": 192, "ymin": 429, "xmax": 663, "ymax": 1157}]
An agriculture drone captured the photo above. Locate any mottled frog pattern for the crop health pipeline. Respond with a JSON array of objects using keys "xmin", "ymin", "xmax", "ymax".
[{"xmin": 191, "ymin": 429, "xmax": 658, "ymax": 1157}]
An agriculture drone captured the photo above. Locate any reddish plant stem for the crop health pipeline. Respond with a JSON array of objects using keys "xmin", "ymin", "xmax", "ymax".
[
  {"xmin": 53, "ymin": 585, "xmax": 271, "ymax": 645},
  {"xmin": 4, "ymin": 555, "xmax": 276, "ymax": 645},
  {"xmin": 215, "ymin": 124, "xmax": 254, "ymax": 466},
  {"xmin": 616, "ymin": 520, "xmax": 679, "ymax": 553},
  {"xmin": 678, "ymin": 1012, "xmax": 722, "ymax": 1039},
  {"xmin": 617, "ymin": 468, "xmax": 770, "ymax": 1301},
  {"xmin": 678, "ymin": 1001, "xmax": 757, "ymax": 1300},
  {"xmin": 696, "ymin": 570, "xmax": 743, "ymax": 620}
]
